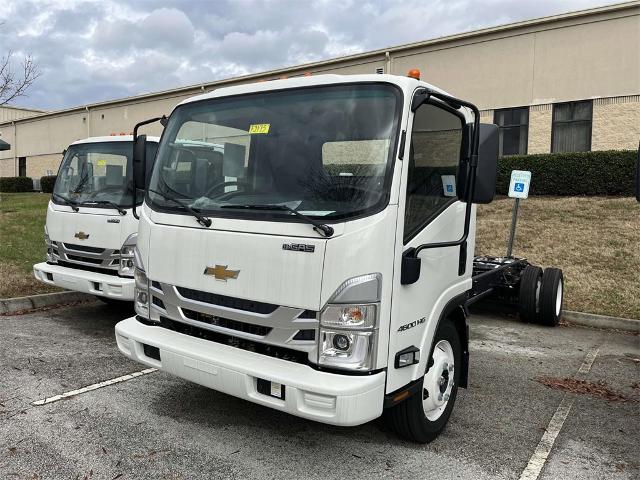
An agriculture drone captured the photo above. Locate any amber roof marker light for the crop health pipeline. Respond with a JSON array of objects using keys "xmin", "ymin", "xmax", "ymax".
[{"xmin": 407, "ymin": 69, "xmax": 421, "ymax": 80}]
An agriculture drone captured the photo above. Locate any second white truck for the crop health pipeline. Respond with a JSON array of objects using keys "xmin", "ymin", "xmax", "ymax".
[{"xmin": 33, "ymin": 135, "xmax": 159, "ymax": 304}]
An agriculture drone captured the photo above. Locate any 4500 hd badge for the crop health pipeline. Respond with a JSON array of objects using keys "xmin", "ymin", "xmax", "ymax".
[{"xmin": 398, "ymin": 317, "xmax": 426, "ymax": 333}]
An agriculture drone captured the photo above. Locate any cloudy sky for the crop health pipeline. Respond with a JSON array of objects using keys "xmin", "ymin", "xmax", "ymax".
[{"xmin": 0, "ymin": 0, "xmax": 613, "ymax": 111}]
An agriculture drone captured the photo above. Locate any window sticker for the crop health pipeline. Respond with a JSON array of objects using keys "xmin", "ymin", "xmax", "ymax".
[
  {"xmin": 97, "ymin": 159, "xmax": 107, "ymax": 166},
  {"xmin": 248, "ymin": 123, "xmax": 270, "ymax": 134},
  {"xmin": 441, "ymin": 175, "xmax": 457, "ymax": 197}
]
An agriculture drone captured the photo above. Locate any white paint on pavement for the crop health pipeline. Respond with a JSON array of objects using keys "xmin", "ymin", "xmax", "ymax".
[
  {"xmin": 519, "ymin": 395, "xmax": 574, "ymax": 480},
  {"xmin": 578, "ymin": 346, "xmax": 600, "ymax": 374},
  {"xmin": 31, "ymin": 368, "xmax": 157, "ymax": 406},
  {"xmin": 518, "ymin": 345, "xmax": 600, "ymax": 480}
]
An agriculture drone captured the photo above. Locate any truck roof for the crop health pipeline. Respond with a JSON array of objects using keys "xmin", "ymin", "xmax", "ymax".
[
  {"xmin": 175, "ymin": 73, "xmax": 473, "ymax": 121},
  {"xmin": 70, "ymin": 135, "xmax": 160, "ymax": 146}
]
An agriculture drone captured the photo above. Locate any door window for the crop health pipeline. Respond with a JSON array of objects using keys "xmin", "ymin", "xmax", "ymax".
[{"xmin": 404, "ymin": 103, "xmax": 463, "ymax": 243}]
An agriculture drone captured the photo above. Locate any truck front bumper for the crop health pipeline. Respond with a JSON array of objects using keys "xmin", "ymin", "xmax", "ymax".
[
  {"xmin": 115, "ymin": 316, "xmax": 386, "ymax": 426},
  {"xmin": 33, "ymin": 262, "xmax": 134, "ymax": 301}
]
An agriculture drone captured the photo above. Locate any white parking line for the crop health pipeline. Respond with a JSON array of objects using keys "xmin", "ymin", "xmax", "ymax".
[
  {"xmin": 518, "ymin": 345, "xmax": 600, "ymax": 480},
  {"xmin": 31, "ymin": 368, "xmax": 157, "ymax": 406},
  {"xmin": 519, "ymin": 395, "xmax": 574, "ymax": 480},
  {"xmin": 578, "ymin": 346, "xmax": 600, "ymax": 374}
]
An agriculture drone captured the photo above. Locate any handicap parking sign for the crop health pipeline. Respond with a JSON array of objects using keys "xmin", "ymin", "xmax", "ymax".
[
  {"xmin": 441, "ymin": 175, "xmax": 457, "ymax": 197},
  {"xmin": 508, "ymin": 171, "xmax": 531, "ymax": 199}
]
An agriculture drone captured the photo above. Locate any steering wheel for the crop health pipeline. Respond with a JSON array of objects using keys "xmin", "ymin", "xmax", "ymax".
[{"xmin": 204, "ymin": 179, "xmax": 253, "ymax": 198}]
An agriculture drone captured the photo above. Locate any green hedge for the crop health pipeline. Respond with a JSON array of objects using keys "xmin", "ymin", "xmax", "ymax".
[
  {"xmin": 40, "ymin": 175, "xmax": 57, "ymax": 193},
  {"xmin": 0, "ymin": 177, "xmax": 33, "ymax": 193},
  {"xmin": 497, "ymin": 150, "xmax": 636, "ymax": 196}
]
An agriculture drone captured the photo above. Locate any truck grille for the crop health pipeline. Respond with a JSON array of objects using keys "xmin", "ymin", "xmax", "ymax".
[
  {"xmin": 149, "ymin": 281, "xmax": 319, "ymax": 363},
  {"xmin": 63, "ymin": 243, "xmax": 106, "ymax": 254},
  {"xmin": 176, "ymin": 286, "xmax": 278, "ymax": 314},
  {"xmin": 66, "ymin": 254, "xmax": 103, "ymax": 265},
  {"xmin": 159, "ymin": 316, "xmax": 309, "ymax": 365},
  {"xmin": 182, "ymin": 308, "xmax": 272, "ymax": 337},
  {"xmin": 52, "ymin": 241, "xmax": 120, "ymax": 270}
]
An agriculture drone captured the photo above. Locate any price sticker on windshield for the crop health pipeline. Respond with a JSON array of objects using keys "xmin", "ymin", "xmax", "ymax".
[{"xmin": 249, "ymin": 123, "xmax": 270, "ymax": 134}]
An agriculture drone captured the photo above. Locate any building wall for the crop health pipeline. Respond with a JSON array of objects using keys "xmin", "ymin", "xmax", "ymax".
[
  {"xmin": 528, "ymin": 105, "xmax": 553, "ymax": 154},
  {"xmin": 0, "ymin": 106, "xmax": 43, "ymax": 122},
  {"xmin": 591, "ymin": 96, "xmax": 640, "ymax": 151}
]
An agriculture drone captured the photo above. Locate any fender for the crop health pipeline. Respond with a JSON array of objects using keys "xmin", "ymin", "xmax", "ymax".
[{"xmin": 385, "ymin": 292, "xmax": 469, "ymax": 408}]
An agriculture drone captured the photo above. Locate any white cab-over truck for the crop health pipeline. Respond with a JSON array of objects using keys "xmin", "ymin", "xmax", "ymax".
[
  {"xmin": 114, "ymin": 72, "xmax": 502, "ymax": 443},
  {"xmin": 34, "ymin": 135, "xmax": 159, "ymax": 304}
]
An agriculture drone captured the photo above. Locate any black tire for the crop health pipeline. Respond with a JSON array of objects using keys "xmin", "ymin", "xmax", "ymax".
[
  {"xmin": 384, "ymin": 321, "xmax": 461, "ymax": 443},
  {"xmin": 519, "ymin": 265, "xmax": 543, "ymax": 323},
  {"xmin": 539, "ymin": 268, "xmax": 564, "ymax": 327}
]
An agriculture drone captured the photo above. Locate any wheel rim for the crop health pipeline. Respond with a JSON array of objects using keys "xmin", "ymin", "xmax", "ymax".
[
  {"xmin": 422, "ymin": 340, "xmax": 455, "ymax": 421},
  {"xmin": 555, "ymin": 280, "xmax": 563, "ymax": 316}
]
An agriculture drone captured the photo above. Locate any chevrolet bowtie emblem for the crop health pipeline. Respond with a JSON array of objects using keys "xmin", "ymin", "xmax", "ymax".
[
  {"xmin": 74, "ymin": 231, "xmax": 90, "ymax": 240},
  {"xmin": 204, "ymin": 264, "xmax": 240, "ymax": 281}
]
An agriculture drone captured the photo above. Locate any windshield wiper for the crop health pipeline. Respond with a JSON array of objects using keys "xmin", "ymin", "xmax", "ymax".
[
  {"xmin": 148, "ymin": 187, "xmax": 212, "ymax": 227},
  {"xmin": 80, "ymin": 200, "xmax": 127, "ymax": 216},
  {"xmin": 52, "ymin": 193, "xmax": 79, "ymax": 212},
  {"xmin": 221, "ymin": 203, "xmax": 334, "ymax": 237}
]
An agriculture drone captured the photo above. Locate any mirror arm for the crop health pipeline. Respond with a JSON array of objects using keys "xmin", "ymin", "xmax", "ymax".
[
  {"xmin": 132, "ymin": 115, "xmax": 166, "ymax": 219},
  {"xmin": 410, "ymin": 91, "xmax": 481, "ymax": 265}
]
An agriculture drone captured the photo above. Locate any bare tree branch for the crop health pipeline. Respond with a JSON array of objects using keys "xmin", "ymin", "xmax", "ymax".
[{"xmin": 0, "ymin": 49, "xmax": 41, "ymax": 107}]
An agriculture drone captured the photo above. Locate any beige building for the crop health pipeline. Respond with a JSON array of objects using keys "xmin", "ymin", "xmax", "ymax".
[{"xmin": 1, "ymin": 1, "xmax": 638, "ymax": 180}]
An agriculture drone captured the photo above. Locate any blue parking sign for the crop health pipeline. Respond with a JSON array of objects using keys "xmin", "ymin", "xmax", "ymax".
[{"xmin": 508, "ymin": 171, "xmax": 531, "ymax": 199}]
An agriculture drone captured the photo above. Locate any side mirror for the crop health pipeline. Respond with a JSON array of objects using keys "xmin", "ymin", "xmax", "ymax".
[
  {"xmin": 458, "ymin": 123, "xmax": 498, "ymax": 204},
  {"xmin": 133, "ymin": 134, "xmax": 147, "ymax": 189}
]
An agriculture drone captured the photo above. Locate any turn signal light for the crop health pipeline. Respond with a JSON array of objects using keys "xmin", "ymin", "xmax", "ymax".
[{"xmin": 407, "ymin": 68, "xmax": 421, "ymax": 80}]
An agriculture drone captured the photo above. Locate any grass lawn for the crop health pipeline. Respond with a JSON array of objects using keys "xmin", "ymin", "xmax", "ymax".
[
  {"xmin": 0, "ymin": 193, "xmax": 638, "ymax": 319},
  {"xmin": 0, "ymin": 192, "xmax": 60, "ymax": 298},
  {"xmin": 476, "ymin": 196, "xmax": 639, "ymax": 320}
]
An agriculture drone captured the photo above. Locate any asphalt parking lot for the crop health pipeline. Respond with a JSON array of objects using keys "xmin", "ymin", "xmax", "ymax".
[{"xmin": 1, "ymin": 302, "xmax": 638, "ymax": 480}]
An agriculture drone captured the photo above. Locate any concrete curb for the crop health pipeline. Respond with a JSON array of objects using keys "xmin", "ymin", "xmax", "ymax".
[
  {"xmin": 562, "ymin": 310, "xmax": 640, "ymax": 333},
  {"xmin": 0, "ymin": 291, "xmax": 95, "ymax": 315}
]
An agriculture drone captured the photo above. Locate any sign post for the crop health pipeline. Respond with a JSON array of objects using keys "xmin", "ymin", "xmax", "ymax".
[{"xmin": 506, "ymin": 170, "xmax": 531, "ymax": 257}]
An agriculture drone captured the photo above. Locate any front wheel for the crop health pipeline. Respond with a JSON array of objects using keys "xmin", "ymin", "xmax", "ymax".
[{"xmin": 385, "ymin": 321, "xmax": 462, "ymax": 443}]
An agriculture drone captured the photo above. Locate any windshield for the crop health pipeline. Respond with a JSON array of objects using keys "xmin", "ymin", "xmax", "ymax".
[
  {"xmin": 147, "ymin": 83, "xmax": 402, "ymax": 221},
  {"xmin": 53, "ymin": 141, "xmax": 158, "ymax": 208}
]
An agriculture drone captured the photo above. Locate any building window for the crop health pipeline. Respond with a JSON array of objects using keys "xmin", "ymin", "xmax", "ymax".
[
  {"xmin": 18, "ymin": 157, "xmax": 26, "ymax": 177},
  {"xmin": 552, "ymin": 100, "xmax": 592, "ymax": 153},
  {"xmin": 494, "ymin": 107, "xmax": 529, "ymax": 156}
]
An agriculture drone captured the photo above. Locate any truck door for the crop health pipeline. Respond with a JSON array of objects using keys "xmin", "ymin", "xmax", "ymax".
[{"xmin": 387, "ymin": 100, "xmax": 471, "ymax": 393}]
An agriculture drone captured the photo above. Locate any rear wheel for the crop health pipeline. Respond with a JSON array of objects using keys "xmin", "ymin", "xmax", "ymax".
[
  {"xmin": 539, "ymin": 268, "xmax": 564, "ymax": 326},
  {"xmin": 385, "ymin": 321, "xmax": 461, "ymax": 443},
  {"xmin": 519, "ymin": 265, "xmax": 543, "ymax": 323}
]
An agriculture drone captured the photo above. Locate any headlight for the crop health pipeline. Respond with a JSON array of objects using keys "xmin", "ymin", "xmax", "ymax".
[
  {"xmin": 119, "ymin": 233, "xmax": 137, "ymax": 277},
  {"xmin": 319, "ymin": 329, "xmax": 377, "ymax": 370},
  {"xmin": 318, "ymin": 274, "xmax": 381, "ymax": 372},
  {"xmin": 320, "ymin": 304, "xmax": 377, "ymax": 330},
  {"xmin": 45, "ymin": 228, "xmax": 58, "ymax": 264},
  {"xmin": 134, "ymin": 266, "xmax": 150, "ymax": 318}
]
